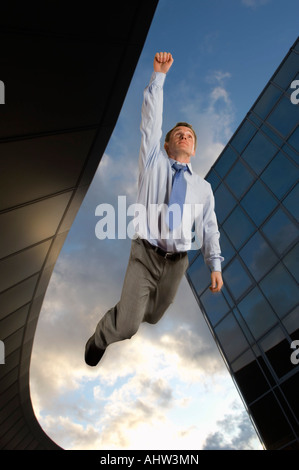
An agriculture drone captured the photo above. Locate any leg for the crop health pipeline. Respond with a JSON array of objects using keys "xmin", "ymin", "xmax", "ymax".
[
  {"xmin": 94, "ymin": 238, "xmax": 161, "ymax": 349},
  {"xmin": 143, "ymin": 251, "xmax": 189, "ymax": 325}
]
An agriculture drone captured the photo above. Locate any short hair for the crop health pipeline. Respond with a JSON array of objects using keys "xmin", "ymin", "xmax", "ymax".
[{"xmin": 164, "ymin": 122, "xmax": 197, "ymax": 149}]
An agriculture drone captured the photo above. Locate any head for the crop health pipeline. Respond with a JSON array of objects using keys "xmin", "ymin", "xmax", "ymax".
[{"xmin": 164, "ymin": 122, "xmax": 197, "ymax": 162}]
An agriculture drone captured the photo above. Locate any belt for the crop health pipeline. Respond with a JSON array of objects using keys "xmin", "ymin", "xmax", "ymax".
[{"xmin": 142, "ymin": 239, "xmax": 187, "ymax": 261}]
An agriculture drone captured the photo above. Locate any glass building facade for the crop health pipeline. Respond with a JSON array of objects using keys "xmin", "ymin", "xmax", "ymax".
[{"xmin": 186, "ymin": 37, "xmax": 299, "ymax": 450}]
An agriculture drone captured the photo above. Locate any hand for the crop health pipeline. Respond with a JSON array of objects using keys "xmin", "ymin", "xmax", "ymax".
[
  {"xmin": 154, "ymin": 52, "xmax": 174, "ymax": 74},
  {"xmin": 209, "ymin": 271, "xmax": 223, "ymax": 293}
]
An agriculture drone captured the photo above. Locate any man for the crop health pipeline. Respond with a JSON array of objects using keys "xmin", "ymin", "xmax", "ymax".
[{"xmin": 85, "ymin": 52, "xmax": 223, "ymax": 366}]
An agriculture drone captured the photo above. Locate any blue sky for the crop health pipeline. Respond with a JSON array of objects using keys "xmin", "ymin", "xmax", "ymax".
[{"xmin": 30, "ymin": 0, "xmax": 298, "ymax": 450}]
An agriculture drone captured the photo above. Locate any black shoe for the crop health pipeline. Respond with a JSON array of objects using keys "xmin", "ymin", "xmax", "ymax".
[{"xmin": 85, "ymin": 334, "xmax": 105, "ymax": 366}]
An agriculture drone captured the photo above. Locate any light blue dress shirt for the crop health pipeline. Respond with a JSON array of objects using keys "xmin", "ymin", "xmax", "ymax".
[{"xmin": 134, "ymin": 71, "xmax": 224, "ymax": 272}]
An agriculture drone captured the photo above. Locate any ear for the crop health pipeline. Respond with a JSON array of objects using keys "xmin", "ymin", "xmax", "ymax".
[
  {"xmin": 191, "ymin": 145, "xmax": 196, "ymax": 157},
  {"xmin": 164, "ymin": 142, "xmax": 169, "ymax": 154}
]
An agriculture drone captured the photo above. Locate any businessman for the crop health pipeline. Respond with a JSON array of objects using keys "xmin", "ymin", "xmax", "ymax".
[{"xmin": 85, "ymin": 52, "xmax": 224, "ymax": 366}]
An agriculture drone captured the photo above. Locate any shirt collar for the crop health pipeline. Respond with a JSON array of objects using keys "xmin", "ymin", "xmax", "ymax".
[{"xmin": 169, "ymin": 157, "xmax": 193, "ymax": 175}]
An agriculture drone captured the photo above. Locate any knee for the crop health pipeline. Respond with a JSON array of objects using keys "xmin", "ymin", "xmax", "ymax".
[{"xmin": 144, "ymin": 316, "xmax": 160, "ymax": 325}]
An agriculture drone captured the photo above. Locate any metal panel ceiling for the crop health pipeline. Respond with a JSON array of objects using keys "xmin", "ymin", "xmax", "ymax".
[{"xmin": 0, "ymin": 1, "xmax": 158, "ymax": 450}]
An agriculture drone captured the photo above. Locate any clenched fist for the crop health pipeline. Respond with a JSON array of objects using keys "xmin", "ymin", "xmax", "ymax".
[{"xmin": 154, "ymin": 52, "xmax": 174, "ymax": 74}]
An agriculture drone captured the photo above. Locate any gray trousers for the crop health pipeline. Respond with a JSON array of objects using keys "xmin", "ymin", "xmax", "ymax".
[{"xmin": 94, "ymin": 237, "xmax": 189, "ymax": 350}]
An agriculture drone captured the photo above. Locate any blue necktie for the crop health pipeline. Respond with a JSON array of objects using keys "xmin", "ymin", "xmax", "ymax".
[{"xmin": 167, "ymin": 162, "xmax": 188, "ymax": 231}]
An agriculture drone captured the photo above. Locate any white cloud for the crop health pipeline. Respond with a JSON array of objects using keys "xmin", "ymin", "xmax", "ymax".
[
  {"xmin": 202, "ymin": 401, "xmax": 263, "ymax": 450},
  {"xmin": 173, "ymin": 71, "xmax": 235, "ymax": 177},
  {"xmin": 205, "ymin": 70, "xmax": 232, "ymax": 85},
  {"xmin": 33, "ymin": 324, "xmax": 248, "ymax": 450},
  {"xmin": 31, "ymin": 256, "xmax": 250, "ymax": 450}
]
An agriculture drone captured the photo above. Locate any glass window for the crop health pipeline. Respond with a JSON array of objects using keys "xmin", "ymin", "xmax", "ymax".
[
  {"xmin": 261, "ymin": 207, "xmax": 298, "ymax": 255},
  {"xmin": 221, "ymin": 285, "xmax": 234, "ymax": 308},
  {"xmin": 261, "ymin": 123, "xmax": 283, "ymax": 147},
  {"xmin": 249, "ymin": 392, "xmax": 295, "ymax": 449},
  {"xmin": 238, "ymin": 287, "xmax": 278, "ymax": 340},
  {"xmin": 214, "ymin": 312, "xmax": 249, "ymax": 362},
  {"xmin": 282, "ymin": 306, "xmax": 299, "ymax": 341},
  {"xmin": 200, "ymin": 288, "xmax": 230, "ymax": 327},
  {"xmin": 287, "ymin": 125, "xmax": 299, "ymax": 153},
  {"xmin": 233, "ymin": 308, "xmax": 255, "ymax": 345},
  {"xmin": 230, "ymin": 120, "xmax": 256, "ymax": 154},
  {"xmin": 252, "ymin": 84, "xmax": 282, "ymax": 119},
  {"xmin": 280, "ymin": 372, "xmax": 299, "ymax": 424},
  {"xmin": 273, "ymin": 387, "xmax": 299, "ymax": 440},
  {"xmin": 239, "ymin": 231, "xmax": 278, "ymax": 282},
  {"xmin": 187, "ymin": 249, "xmax": 197, "ymax": 265},
  {"xmin": 232, "ymin": 349, "xmax": 270, "ymax": 404},
  {"xmin": 283, "ymin": 243, "xmax": 299, "ymax": 282},
  {"xmin": 241, "ymin": 180, "xmax": 277, "ymax": 226},
  {"xmin": 267, "ymin": 95, "xmax": 299, "ymax": 138},
  {"xmin": 248, "ymin": 112, "xmax": 262, "ymax": 127},
  {"xmin": 205, "ymin": 169, "xmax": 221, "ymax": 191},
  {"xmin": 214, "ymin": 183, "xmax": 237, "ymax": 224},
  {"xmin": 282, "ymin": 142, "xmax": 299, "ymax": 163},
  {"xmin": 260, "ymin": 326, "xmax": 294, "ymax": 379},
  {"xmin": 219, "ymin": 228, "xmax": 236, "ymax": 268},
  {"xmin": 261, "ymin": 151, "xmax": 299, "ymax": 199},
  {"xmin": 260, "ymin": 262, "xmax": 299, "ymax": 319},
  {"xmin": 223, "ymin": 257, "xmax": 253, "ymax": 300},
  {"xmin": 254, "ymin": 346, "xmax": 276, "ymax": 387},
  {"xmin": 213, "ymin": 146, "xmax": 238, "ymax": 178},
  {"xmin": 273, "ymin": 51, "xmax": 299, "ymax": 89},
  {"xmin": 225, "ymin": 160, "xmax": 255, "ymax": 199},
  {"xmin": 283, "ymin": 183, "xmax": 299, "ymax": 220},
  {"xmin": 222, "ymin": 206, "xmax": 255, "ymax": 250},
  {"xmin": 241, "ymin": 131, "xmax": 278, "ymax": 175},
  {"xmin": 186, "ymin": 255, "xmax": 211, "ymax": 297},
  {"xmin": 285, "ymin": 71, "xmax": 299, "ymax": 98}
]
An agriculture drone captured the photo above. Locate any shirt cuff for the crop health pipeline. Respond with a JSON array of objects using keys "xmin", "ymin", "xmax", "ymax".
[
  {"xmin": 149, "ymin": 71, "xmax": 166, "ymax": 88},
  {"xmin": 208, "ymin": 258, "xmax": 223, "ymax": 272}
]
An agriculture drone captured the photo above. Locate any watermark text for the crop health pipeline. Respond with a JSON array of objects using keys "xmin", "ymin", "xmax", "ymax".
[
  {"xmin": 0, "ymin": 340, "xmax": 4, "ymax": 364},
  {"xmin": 0, "ymin": 80, "xmax": 4, "ymax": 104},
  {"xmin": 95, "ymin": 196, "xmax": 203, "ymax": 249},
  {"xmin": 290, "ymin": 340, "xmax": 299, "ymax": 365},
  {"xmin": 290, "ymin": 80, "xmax": 299, "ymax": 105}
]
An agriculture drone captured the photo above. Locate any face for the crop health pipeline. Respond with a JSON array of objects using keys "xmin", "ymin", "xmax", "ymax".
[{"xmin": 164, "ymin": 126, "xmax": 196, "ymax": 160}]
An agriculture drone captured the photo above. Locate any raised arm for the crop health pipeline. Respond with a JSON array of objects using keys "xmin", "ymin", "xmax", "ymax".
[{"xmin": 139, "ymin": 52, "xmax": 174, "ymax": 175}]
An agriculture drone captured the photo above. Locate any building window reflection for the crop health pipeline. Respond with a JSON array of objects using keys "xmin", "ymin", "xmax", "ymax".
[
  {"xmin": 230, "ymin": 120, "xmax": 257, "ymax": 154},
  {"xmin": 252, "ymin": 84, "xmax": 282, "ymax": 119},
  {"xmin": 259, "ymin": 326, "xmax": 295, "ymax": 379},
  {"xmin": 261, "ymin": 151, "xmax": 299, "ymax": 199},
  {"xmin": 214, "ymin": 312, "xmax": 249, "ymax": 362},
  {"xmin": 225, "ymin": 160, "xmax": 255, "ymax": 199},
  {"xmin": 222, "ymin": 206, "xmax": 255, "ymax": 249},
  {"xmin": 239, "ymin": 231, "xmax": 278, "ymax": 281},
  {"xmin": 214, "ymin": 183, "xmax": 237, "ymax": 224},
  {"xmin": 261, "ymin": 207, "xmax": 298, "ymax": 255},
  {"xmin": 238, "ymin": 287, "xmax": 278, "ymax": 340},
  {"xmin": 282, "ymin": 183, "xmax": 298, "ymax": 220},
  {"xmin": 241, "ymin": 180, "xmax": 277, "ymax": 226},
  {"xmin": 213, "ymin": 146, "xmax": 238, "ymax": 178},
  {"xmin": 259, "ymin": 263, "xmax": 299, "ymax": 319},
  {"xmin": 241, "ymin": 131, "xmax": 278, "ymax": 175},
  {"xmin": 186, "ymin": 37, "xmax": 299, "ymax": 450},
  {"xmin": 223, "ymin": 257, "xmax": 253, "ymax": 300},
  {"xmin": 267, "ymin": 94, "xmax": 299, "ymax": 137}
]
